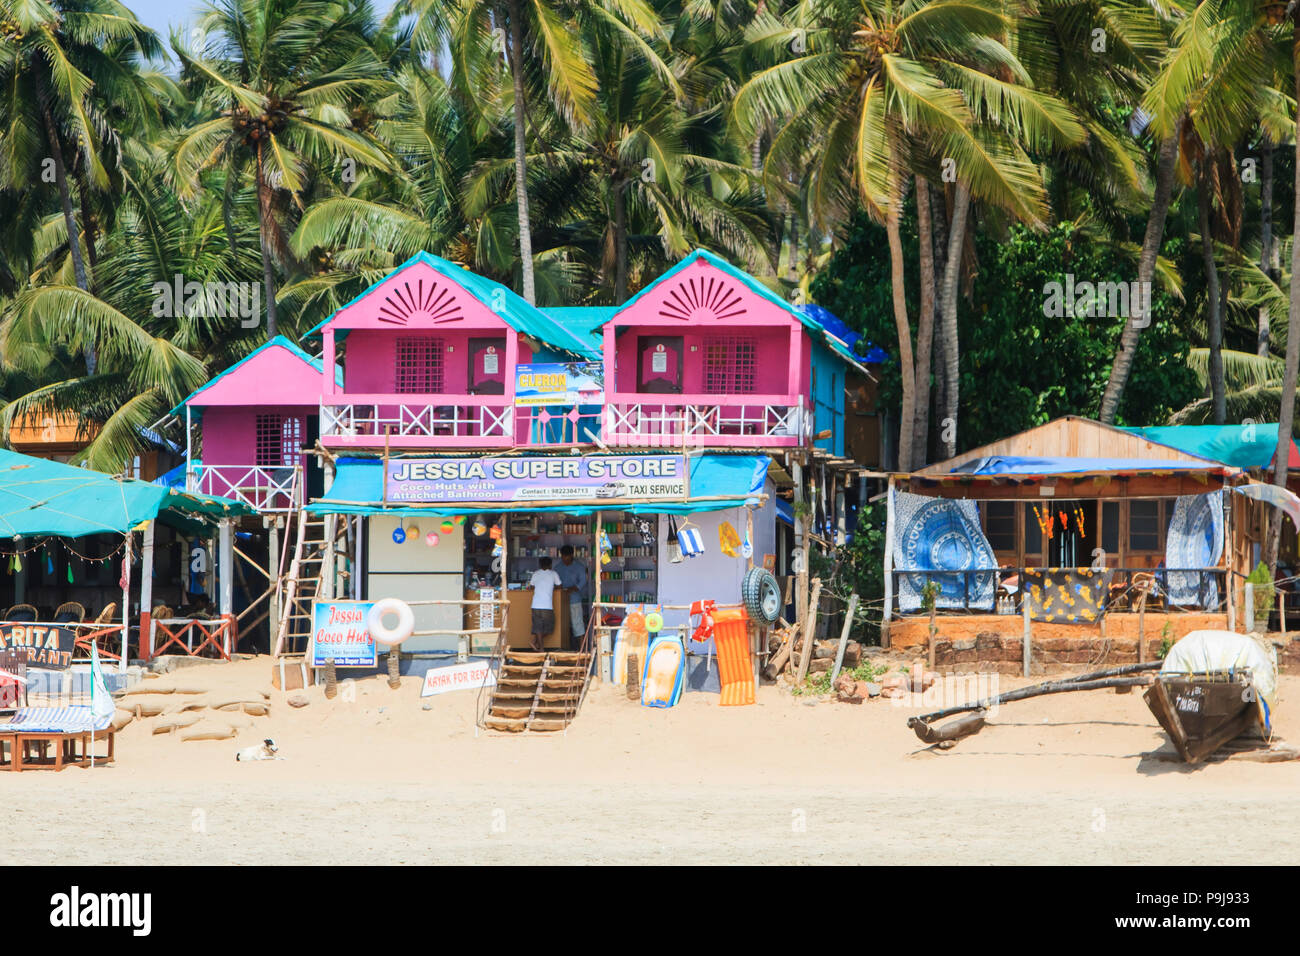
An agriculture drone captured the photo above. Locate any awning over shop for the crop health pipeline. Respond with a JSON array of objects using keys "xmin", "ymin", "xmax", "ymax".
[
  {"xmin": 0, "ymin": 449, "xmax": 256, "ymax": 539},
  {"xmin": 309, "ymin": 454, "xmax": 770, "ymax": 517}
]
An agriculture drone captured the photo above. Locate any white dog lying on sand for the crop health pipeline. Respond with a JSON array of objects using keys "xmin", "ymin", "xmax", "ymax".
[{"xmin": 235, "ymin": 739, "xmax": 283, "ymax": 761}]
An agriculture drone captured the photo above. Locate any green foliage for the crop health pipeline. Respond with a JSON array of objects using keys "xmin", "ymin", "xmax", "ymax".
[
  {"xmin": 812, "ymin": 219, "xmax": 1202, "ymax": 456},
  {"xmin": 1246, "ymin": 560, "xmax": 1276, "ymax": 618},
  {"xmin": 792, "ymin": 659, "xmax": 889, "ymax": 697}
]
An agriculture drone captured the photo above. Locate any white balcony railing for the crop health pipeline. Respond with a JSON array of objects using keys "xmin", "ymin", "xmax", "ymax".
[
  {"xmin": 322, "ymin": 401, "xmax": 512, "ymax": 443},
  {"xmin": 604, "ymin": 398, "xmax": 805, "ymax": 448},
  {"xmin": 190, "ymin": 464, "xmax": 301, "ymax": 513}
]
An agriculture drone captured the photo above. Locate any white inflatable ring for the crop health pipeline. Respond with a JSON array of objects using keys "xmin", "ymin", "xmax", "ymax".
[{"xmin": 367, "ymin": 598, "xmax": 415, "ymax": 647}]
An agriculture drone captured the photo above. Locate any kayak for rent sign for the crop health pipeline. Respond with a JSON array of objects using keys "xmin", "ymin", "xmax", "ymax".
[
  {"xmin": 385, "ymin": 454, "xmax": 686, "ymax": 505},
  {"xmin": 0, "ymin": 624, "xmax": 75, "ymax": 670},
  {"xmin": 421, "ymin": 660, "xmax": 497, "ymax": 698},
  {"xmin": 514, "ymin": 362, "xmax": 604, "ymax": 406},
  {"xmin": 310, "ymin": 600, "xmax": 377, "ymax": 667}
]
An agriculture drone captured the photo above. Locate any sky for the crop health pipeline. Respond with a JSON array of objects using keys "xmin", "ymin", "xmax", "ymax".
[{"xmin": 129, "ymin": 0, "xmax": 203, "ymax": 40}]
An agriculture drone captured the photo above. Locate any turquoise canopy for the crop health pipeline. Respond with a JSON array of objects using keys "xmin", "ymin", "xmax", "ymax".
[
  {"xmin": 0, "ymin": 449, "xmax": 256, "ymax": 539},
  {"xmin": 1123, "ymin": 424, "xmax": 1300, "ymax": 470},
  {"xmin": 308, "ymin": 454, "xmax": 770, "ymax": 517}
]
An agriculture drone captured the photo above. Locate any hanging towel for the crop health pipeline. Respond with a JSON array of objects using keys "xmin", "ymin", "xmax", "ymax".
[
  {"xmin": 1164, "ymin": 491, "xmax": 1223, "ymax": 610},
  {"xmin": 679, "ymin": 526, "xmax": 705, "ymax": 558},
  {"xmin": 889, "ymin": 488, "xmax": 997, "ymax": 612}
]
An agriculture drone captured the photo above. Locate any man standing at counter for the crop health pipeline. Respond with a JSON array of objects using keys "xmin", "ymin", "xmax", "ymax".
[
  {"xmin": 528, "ymin": 557, "xmax": 563, "ymax": 652},
  {"xmin": 556, "ymin": 544, "xmax": 591, "ymax": 647}
]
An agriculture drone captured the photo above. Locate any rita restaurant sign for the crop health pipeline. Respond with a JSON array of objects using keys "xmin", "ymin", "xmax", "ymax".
[
  {"xmin": 310, "ymin": 600, "xmax": 377, "ymax": 668},
  {"xmin": 385, "ymin": 454, "xmax": 686, "ymax": 505},
  {"xmin": 0, "ymin": 623, "xmax": 75, "ymax": 670}
]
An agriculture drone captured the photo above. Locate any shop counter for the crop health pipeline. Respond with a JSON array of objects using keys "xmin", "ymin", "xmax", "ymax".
[{"xmin": 504, "ymin": 587, "xmax": 572, "ymax": 649}]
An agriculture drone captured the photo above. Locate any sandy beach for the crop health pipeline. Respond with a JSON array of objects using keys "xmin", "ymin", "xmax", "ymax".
[{"xmin": 5, "ymin": 656, "xmax": 1299, "ymax": 866}]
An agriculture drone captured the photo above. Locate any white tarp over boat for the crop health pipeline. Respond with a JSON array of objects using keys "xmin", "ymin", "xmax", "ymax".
[{"xmin": 1161, "ymin": 629, "xmax": 1278, "ymax": 705}]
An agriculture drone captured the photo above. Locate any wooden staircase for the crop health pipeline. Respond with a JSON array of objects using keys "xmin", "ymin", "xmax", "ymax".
[
  {"xmin": 482, "ymin": 650, "xmax": 593, "ymax": 733},
  {"xmin": 272, "ymin": 509, "xmax": 334, "ymax": 658}
]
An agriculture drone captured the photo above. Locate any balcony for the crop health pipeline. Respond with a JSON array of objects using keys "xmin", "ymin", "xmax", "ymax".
[
  {"xmin": 604, "ymin": 395, "xmax": 806, "ymax": 448},
  {"xmin": 191, "ymin": 464, "xmax": 301, "ymax": 513}
]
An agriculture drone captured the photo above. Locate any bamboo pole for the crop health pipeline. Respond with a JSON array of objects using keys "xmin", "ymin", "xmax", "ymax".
[
  {"xmin": 830, "ymin": 592, "xmax": 859, "ymax": 683},
  {"xmin": 882, "ymin": 475, "xmax": 895, "ymax": 648},
  {"xmin": 794, "ymin": 577, "xmax": 823, "ymax": 684}
]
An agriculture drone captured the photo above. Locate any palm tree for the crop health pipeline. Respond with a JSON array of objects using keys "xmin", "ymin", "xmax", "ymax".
[
  {"xmin": 170, "ymin": 0, "xmax": 395, "ymax": 338},
  {"xmin": 1, "ymin": 146, "xmax": 260, "ymax": 469},
  {"xmin": 0, "ymin": 0, "xmax": 160, "ymax": 301},
  {"xmin": 734, "ymin": 0, "xmax": 1078, "ymax": 470}
]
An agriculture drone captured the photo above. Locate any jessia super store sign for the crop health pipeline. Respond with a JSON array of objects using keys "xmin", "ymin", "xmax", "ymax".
[{"xmin": 385, "ymin": 455, "xmax": 686, "ymax": 504}]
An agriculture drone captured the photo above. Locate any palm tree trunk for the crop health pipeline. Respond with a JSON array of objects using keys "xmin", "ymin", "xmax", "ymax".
[
  {"xmin": 614, "ymin": 180, "xmax": 629, "ymax": 302},
  {"xmin": 885, "ymin": 172, "xmax": 916, "ymax": 474},
  {"xmin": 787, "ymin": 214, "xmax": 799, "ymax": 282},
  {"xmin": 38, "ymin": 93, "xmax": 88, "ymax": 295},
  {"xmin": 255, "ymin": 142, "xmax": 279, "ymax": 338},
  {"xmin": 1259, "ymin": 137, "xmax": 1275, "ymax": 356},
  {"xmin": 1099, "ymin": 134, "xmax": 1179, "ymax": 423},
  {"xmin": 912, "ymin": 180, "xmax": 936, "ymax": 467},
  {"xmin": 938, "ymin": 184, "xmax": 970, "ymax": 459},
  {"xmin": 1197, "ymin": 163, "xmax": 1226, "ymax": 424},
  {"xmin": 1263, "ymin": 28, "xmax": 1300, "ymax": 573},
  {"xmin": 506, "ymin": 0, "xmax": 537, "ymax": 305}
]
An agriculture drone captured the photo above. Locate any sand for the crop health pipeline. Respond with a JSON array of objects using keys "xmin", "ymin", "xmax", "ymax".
[{"xmin": 4, "ymin": 655, "xmax": 1300, "ymax": 865}]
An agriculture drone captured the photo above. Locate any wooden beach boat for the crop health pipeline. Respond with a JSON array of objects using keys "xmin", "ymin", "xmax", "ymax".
[{"xmin": 1143, "ymin": 670, "xmax": 1264, "ymax": 764}]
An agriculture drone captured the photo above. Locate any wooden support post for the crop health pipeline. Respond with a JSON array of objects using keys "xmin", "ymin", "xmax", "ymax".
[
  {"xmin": 268, "ymin": 518, "xmax": 281, "ymax": 644},
  {"xmin": 219, "ymin": 518, "xmax": 234, "ymax": 656},
  {"xmin": 594, "ymin": 510, "xmax": 605, "ymax": 682},
  {"xmin": 120, "ymin": 532, "xmax": 132, "ymax": 672},
  {"xmin": 793, "ymin": 456, "xmax": 809, "ymax": 632},
  {"xmin": 1022, "ymin": 595, "xmax": 1031, "ymax": 678},
  {"xmin": 140, "ymin": 520, "xmax": 155, "ymax": 661},
  {"xmin": 795, "ymin": 577, "xmax": 823, "ymax": 684},
  {"xmin": 882, "ymin": 475, "xmax": 895, "ymax": 648},
  {"xmin": 830, "ymin": 592, "xmax": 859, "ymax": 683}
]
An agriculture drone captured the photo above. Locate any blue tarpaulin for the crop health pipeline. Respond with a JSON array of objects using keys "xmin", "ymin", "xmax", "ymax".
[
  {"xmin": 309, "ymin": 454, "xmax": 770, "ymax": 516},
  {"xmin": 950, "ymin": 456, "xmax": 1224, "ymax": 476}
]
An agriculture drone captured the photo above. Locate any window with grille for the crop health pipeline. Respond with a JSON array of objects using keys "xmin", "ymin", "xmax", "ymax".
[
  {"xmin": 702, "ymin": 336, "xmax": 757, "ymax": 394},
  {"xmin": 395, "ymin": 336, "xmax": 445, "ymax": 393},
  {"xmin": 255, "ymin": 414, "xmax": 295, "ymax": 466}
]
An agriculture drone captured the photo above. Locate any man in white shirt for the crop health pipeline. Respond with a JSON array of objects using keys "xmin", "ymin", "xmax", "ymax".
[{"xmin": 528, "ymin": 556, "xmax": 563, "ymax": 651}]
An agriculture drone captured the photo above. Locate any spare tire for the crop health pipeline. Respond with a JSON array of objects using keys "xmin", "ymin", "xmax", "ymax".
[{"xmin": 742, "ymin": 567, "xmax": 782, "ymax": 624}]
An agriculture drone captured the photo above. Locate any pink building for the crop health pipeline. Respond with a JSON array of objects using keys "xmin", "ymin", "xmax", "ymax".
[
  {"xmin": 174, "ymin": 337, "xmax": 332, "ymax": 512},
  {"xmin": 601, "ymin": 249, "xmax": 870, "ymax": 455},
  {"xmin": 306, "ymin": 253, "xmax": 601, "ymax": 451},
  {"xmin": 179, "ymin": 249, "xmax": 876, "ymax": 513}
]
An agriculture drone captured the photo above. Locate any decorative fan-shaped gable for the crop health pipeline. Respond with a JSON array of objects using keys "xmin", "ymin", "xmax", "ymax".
[
  {"xmin": 657, "ymin": 273, "xmax": 748, "ymax": 322},
  {"xmin": 377, "ymin": 276, "xmax": 464, "ymax": 326}
]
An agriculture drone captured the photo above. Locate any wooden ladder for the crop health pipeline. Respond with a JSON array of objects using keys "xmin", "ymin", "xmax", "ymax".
[
  {"xmin": 272, "ymin": 509, "xmax": 331, "ymax": 658},
  {"xmin": 481, "ymin": 649, "xmax": 593, "ymax": 733}
]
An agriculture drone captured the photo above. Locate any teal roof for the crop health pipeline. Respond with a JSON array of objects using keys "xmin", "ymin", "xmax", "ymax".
[
  {"xmin": 305, "ymin": 252, "xmax": 596, "ymax": 358},
  {"xmin": 539, "ymin": 307, "xmax": 617, "ymax": 356},
  {"xmin": 0, "ymin": 448, "xmax": 255, "ymax": 539},
  {"xmin": 1124, "ymin": 424, "xmax": 1300, "ymax": 470},
  {"xmin": 169, "ymin": 336, "xmax": 339, "ymax": 416},
  {"xmin": 605, "ymin": 249, "xmax": 871, "ymax": 374}
]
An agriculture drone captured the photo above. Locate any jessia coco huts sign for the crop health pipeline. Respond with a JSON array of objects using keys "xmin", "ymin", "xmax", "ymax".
[
  {"xmin": 0, "ymin": 623, "xmax": 75, "ymax": 669},
  {"xmin": 385, "ymin": 455, "xmax": 686, "ymax": 504}
]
